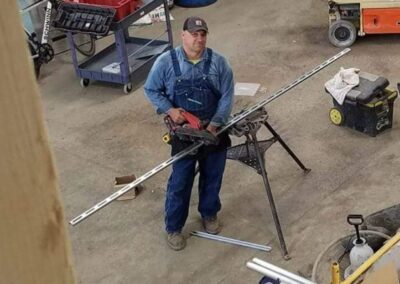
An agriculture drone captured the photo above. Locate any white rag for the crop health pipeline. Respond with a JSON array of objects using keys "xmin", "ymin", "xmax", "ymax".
[{"xmin": 325, "ymin": 67, "xmax": 360, "ymax": 105}]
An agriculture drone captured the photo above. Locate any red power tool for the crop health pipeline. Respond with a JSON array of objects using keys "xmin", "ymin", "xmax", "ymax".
[{"xmin": 163, "ymin": 111, "xmax": 218, "ymax": 145}]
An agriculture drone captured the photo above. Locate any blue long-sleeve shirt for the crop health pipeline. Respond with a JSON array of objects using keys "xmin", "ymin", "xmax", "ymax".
[{"xmin": 144, "ymin": 46, "xmax": 234, "ymax": 127}]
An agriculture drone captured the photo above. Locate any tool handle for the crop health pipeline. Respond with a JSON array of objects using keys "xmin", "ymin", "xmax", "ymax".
[
  {"xmin": 180, "ymin": 111, "xmax": 202, "ymax": 129},
  {"xmin": 164, "ymin": 115, "xmax": 176, "ymax": 130},
  {"xmin": 348, "ymin": 214, "xmax": 364, "ymax": 242},
  {"xmin": 162, "ymin": 133, "xmax": 171, "ymax": 143},
  {"xmin": 347, "ymin": 214, "xmax": 364, "ymax": 226}
]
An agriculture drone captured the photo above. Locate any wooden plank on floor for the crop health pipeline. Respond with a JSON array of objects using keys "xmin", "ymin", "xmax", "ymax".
[{"xmin": 0, "ymin": 1, "xmax": 75, "ymax": 283}]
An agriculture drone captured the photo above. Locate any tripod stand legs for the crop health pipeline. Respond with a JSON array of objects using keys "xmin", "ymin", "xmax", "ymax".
[
  {"xmin": 250, "ymin": 132, "xmax": 290, "ymax": 260},
  {"xmin": 264, "ymin": 122, "xmax": 311, "ymax": 173}
]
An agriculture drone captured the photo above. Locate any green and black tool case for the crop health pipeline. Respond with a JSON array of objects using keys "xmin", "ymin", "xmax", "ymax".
[{"xmin": 327, "ymin": 72, "xmax": 398, "ymax": 137}]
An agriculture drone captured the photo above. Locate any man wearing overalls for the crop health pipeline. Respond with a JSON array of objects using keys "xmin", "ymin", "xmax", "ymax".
[{"xmin": 144, "ymin": 16, "xmax": 234, "ymax": 250}]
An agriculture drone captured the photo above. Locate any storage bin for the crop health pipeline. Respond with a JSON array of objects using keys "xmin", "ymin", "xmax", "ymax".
[
  {"xmin": 53, "ymin": 2, "xmax": 116, "ymax": 35},
  {"xmin": 65, "ymin": 0, "xmax": 141, "ymax": 21}
]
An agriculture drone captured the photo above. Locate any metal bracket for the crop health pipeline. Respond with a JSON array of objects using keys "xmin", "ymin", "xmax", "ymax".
[
  {"xmin": 227, "ymin": 139, "xmax": 276, "ymax": 173},
  {"xmin": 228, "ymin": 107, "xmax": 274, "ymax": 173},
  {"xmin": 229, "ymin": 108, "xmax": 269, "ymax": 137}
]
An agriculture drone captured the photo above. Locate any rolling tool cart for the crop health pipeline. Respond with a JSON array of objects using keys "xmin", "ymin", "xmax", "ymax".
[
  {"xmin": 63, "ymin": 0, "xmax": 173, "ymax": 93},
  {"xmin": 327, "ymin": 72, "xmax": 398, "ymax": 136}
]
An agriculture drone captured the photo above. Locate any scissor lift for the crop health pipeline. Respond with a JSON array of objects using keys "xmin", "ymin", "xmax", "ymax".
[{"xmin": 328, "ymin": 0, "xmax": 400, "ymax": 47}]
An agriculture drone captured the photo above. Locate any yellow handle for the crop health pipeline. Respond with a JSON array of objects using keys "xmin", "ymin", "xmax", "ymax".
[
  {"xmin": 331, "ymin": 262, "xmax": 340, "ymax": 284},
  {"xmin": 162, "ymin": 133, "xmax": 171, "ymax": 143}
]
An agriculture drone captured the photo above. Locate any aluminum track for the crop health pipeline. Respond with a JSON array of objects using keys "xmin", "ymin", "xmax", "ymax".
[{"xmin": 70, "ymin": 48, "xmax": 350, "ymax": 226}]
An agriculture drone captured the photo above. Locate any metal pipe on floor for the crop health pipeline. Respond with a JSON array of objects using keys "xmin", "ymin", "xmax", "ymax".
[
  {"xmin": 251, "ymin": 258, "xmax": 316, "ymax": 284},
  {"xmin": 247, "ymin": 262, "xmax": 304, "ymax": 284},
  {"xmin": 191, "ymin": 231, "xmax": 271, "ymax": 252},
  {"xmin": 192, "ymin": 231, "xmax": 269, "ymax": 250},
  {"xmin": 191, "ymin": 231, "xmax": 270, "ymax": 251},
  {"xmin": 192, "ymin": 231, "xmax": 270, "ymax": 251}
]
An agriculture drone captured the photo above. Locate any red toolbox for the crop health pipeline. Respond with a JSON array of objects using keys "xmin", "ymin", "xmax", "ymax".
[{"xmin": 65, "ymin": 0, "xmax": 142, "ymax": 21}]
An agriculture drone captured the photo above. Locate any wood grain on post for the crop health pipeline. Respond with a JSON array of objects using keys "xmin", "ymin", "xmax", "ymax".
[{"xmin": 0, "ymin": 1, "xmax": 75, "ymax": 283}]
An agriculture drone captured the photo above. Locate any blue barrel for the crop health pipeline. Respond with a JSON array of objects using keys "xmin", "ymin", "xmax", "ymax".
[{"xmin": 175, "ymin": 0, "xmax": 217, "ymax": 8}]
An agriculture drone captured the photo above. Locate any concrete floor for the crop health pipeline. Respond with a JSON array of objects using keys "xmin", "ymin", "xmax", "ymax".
[{"xmin": 37, "ymin": 0, "xmax": 400, "ymax": 283}]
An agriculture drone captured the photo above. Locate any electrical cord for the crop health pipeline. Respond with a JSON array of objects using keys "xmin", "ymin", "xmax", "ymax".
[{"xmin": 311, "ymin": 230, "xmax": 391, "ymax": 282}]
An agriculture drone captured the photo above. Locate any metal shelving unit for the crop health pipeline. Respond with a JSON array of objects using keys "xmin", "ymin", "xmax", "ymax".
[{"xmin": 67, "ymin": 0, "xmax": 173, "ymax": 93}]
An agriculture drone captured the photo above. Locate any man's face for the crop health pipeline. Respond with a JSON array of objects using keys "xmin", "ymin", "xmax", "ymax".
[{"xmin": 181, "ymin": 30, "xmax": 207, "ymax": 54}]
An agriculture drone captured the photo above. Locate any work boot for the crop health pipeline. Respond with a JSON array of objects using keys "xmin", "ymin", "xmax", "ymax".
[
  {"xmin": 166, "ymin": 232, "xmax": 186, "ymax": 251},
  {"xmin": 202, "ymin": 216, "xmax": 221, "ymax": 235}
]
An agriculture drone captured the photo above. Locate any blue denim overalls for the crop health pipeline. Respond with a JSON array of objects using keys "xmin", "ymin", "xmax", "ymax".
[
  {"xmin": 165, "ymin": 48, "xmax": 229, "ymax": 233},
  {"xmin": 170, "ymin": 48, "xmax": 219, "ymax": 121}
]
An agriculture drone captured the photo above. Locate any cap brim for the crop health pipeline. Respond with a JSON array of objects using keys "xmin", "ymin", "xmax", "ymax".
[{"xmin": 187, "ymin": 27, "xmax": 209, "ymax": 33}]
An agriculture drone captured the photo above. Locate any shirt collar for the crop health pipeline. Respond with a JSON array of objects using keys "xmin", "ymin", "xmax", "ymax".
[{"xmin": 178, "ymin": 46, "xmax": 208, "ymax": 62}]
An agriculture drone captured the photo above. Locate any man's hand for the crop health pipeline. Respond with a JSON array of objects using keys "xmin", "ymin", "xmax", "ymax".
[
  {"xmin": 206, "ymin": 124, "xmax": 218, "ymax": 136},
  {"xmin": 167, "ymin": 108, "xmax": 186, "ymax": 124}
]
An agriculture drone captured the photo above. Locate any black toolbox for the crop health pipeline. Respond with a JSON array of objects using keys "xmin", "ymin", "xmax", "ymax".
[
  {"xmin": 327, "ymin": 72, "xmax": 398, "ymax": 137},
  {"xmin": 53, "ymin": 2, "xmax": 116, "ymax": 36}
]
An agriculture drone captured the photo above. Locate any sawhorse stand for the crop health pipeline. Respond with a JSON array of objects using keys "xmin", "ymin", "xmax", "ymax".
[{"xmin": 227, "ymin": 107, "xmax": 310, "ymax": 259}]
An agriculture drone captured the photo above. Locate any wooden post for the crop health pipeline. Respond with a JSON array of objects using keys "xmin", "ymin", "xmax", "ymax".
[{"xmin": 0, "ymin": 1, "xmax": 75, "ymax": 283}]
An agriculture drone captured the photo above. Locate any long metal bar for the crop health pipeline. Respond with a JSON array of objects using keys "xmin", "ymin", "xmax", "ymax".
[
  {"xmin": 191, "ymin": 231, "xmax": 271, "ymax": 252},
  {"xmin": 69, "ymin": 143, "xmax": 203, "ymax": 225},
  {"xmin": 247, "ymin": 262, "xmax": 298, "ymax": 284},
  {"xmin": 163, "ymin": 0, "xmax": 173, "ymax": 48},
  {"xmin": 252, "ymin": 258, "xmax": 316, "ymax": 284},
  {"xmin": 247, "ymin": 262, "xmax": 316, "ymax": 284},
  {"xmin": 41, "ymin": 1, "xmax": 53, "ymax": 44},
  {"xmin": 69, "ymin": 48, "xmax": 350, "ymax": 226},
  {"xmin": 218, "ymin": 48, "xmax": 351, "ymax": 134},
  {"xmin": 192, "ymin": 231, "xmax": 271, "ymax": 250}
]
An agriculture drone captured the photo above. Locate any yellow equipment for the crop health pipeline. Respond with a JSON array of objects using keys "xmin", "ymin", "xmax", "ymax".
[{"xmin": 340, "ymin": 232, "xmax": 400, "ymax": 284}]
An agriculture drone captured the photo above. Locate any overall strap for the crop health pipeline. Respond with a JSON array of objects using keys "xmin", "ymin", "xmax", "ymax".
[
  {"xmin": 202, "ymin": 48, "xmax": 213, "ymax": 75},
  {"xmin": 170, "ymin": 49, "xmax": 182, "ymax": 77}
]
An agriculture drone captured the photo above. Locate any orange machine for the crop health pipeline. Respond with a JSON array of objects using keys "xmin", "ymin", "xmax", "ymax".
[
  {"xmin": 363, "ymin": 8, "xmax": 400, "ymax": 33},
  {"xmin": 328, "ymin": 0, "xmax": 400, "ymax": 47}
]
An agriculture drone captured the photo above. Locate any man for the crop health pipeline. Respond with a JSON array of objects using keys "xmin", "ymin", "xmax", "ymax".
[{"xmin": 144, "ymin": 16, "xmax": 234, "ymax": 250}]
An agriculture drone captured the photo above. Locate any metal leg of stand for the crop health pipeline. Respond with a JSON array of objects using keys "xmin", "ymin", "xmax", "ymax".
[
  {"xmin": 264, "ymin": 122, "xmax": 311, "ymax": 173},
  {"xmin": 250, "ymin": 132, "xmax": 290, "ymax": 260}
]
